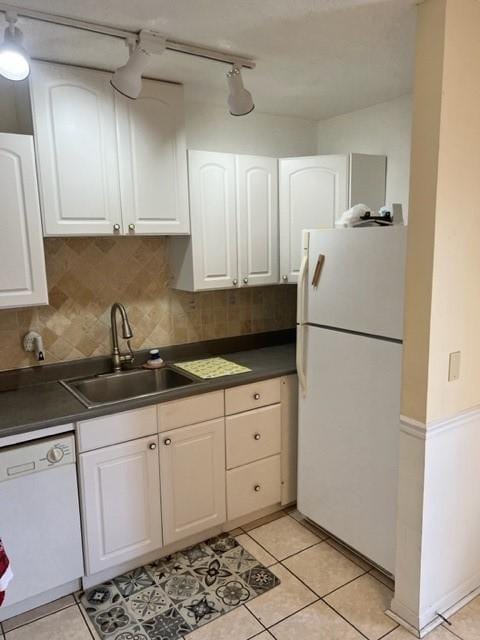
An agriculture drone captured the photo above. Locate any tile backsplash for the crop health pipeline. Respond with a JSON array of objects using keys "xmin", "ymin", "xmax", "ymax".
[{"xmin": 0, "ymin": 237, "xmax": 297, "ymax": 372}]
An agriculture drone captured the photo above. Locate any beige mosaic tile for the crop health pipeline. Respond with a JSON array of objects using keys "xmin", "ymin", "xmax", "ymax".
[
  {"xmin": 247, "ymin": 515, "xmax": 320, "ymax": 560},
  {"xmin": 324, "ymin": 574, "xmax": 397, "ymax": 640},
  {"xmin": 2, "ymin": 595, "xmax": 75, "ymax": 632},
  {"xmin": 0, "ymin": 238, "xmax": 297, "ymax": 372},
  {"xmin": 184, "ymin": 605, "xmax": 263, "ymax": 640},
  {"xmin": 245, "ymin": 563, "xmax": 317, "ymax": 628},
  {"xmin": 270, "ymin": 600, "xmax": 364, "ymax": 640},
  {"xmin": 283, "ymin": 541, "xmax": 366, "ymax": 596},
  {"xmin": 5, "ymin": 605, "xmax": 91, "ymax": 640},
  {"xmin": 447, "ymin": 594, "xmax": 480, "ymax": 640},
  {"xmin": 235, "ymin": 534, "xmax": 276, "ymax": 567}
]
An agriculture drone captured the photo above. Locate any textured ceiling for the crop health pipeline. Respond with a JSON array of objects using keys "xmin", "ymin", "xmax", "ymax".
[{"xmin": 2, "ymin": 0, "xmax": 417, "ymax": 120}]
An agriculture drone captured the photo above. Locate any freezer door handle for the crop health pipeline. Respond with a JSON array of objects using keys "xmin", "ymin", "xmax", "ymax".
[{"xmin": 297, "ymin": 252, "xmax": 308, "ymax": 395}]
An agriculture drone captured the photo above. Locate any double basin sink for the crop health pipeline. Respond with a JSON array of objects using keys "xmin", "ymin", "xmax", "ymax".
[{"xmin": 61, "ymin": 366, "xmax": 198, "ymax": 409}]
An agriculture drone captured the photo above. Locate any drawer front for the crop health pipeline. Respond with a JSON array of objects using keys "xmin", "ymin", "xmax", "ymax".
[
  {"xmin": 227, "ymin": 455, "xmax": 281, "ymax": 521},
  {"xmin": 77, "ymin": 406, "xmax": 157, "ymax": 452},
  {"xmin": 226, "ymin": 404, "xmax": 281, "ymax": 469},
  {"xmin": 157, "ymin": 390, "xmax": 224, "ymax": 432},
  {"xmin": 225, "ymin": 378, "xmax": 281, "ymax": 415}
]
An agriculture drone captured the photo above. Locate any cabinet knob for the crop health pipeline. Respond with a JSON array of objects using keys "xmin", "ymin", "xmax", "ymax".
[
  {"xmin": 128, "ymin": 223, "xmax": 135, "ymax": 231},
  {"xmin": 164, "ymin": 438, "xmax": 172, "ymax": 446},
  {"xmin": 253, "ymin": 393, "xmax": 260, "ymax": 400},
  {"xmin": 254, "ymin": 484, "xmax": 261, "ymax": 492},
  {"xmin": 254, "ymin": 433, "xmax": 261, "ymax": 441},
  {"xmin": 148, "ymin": 442, "xmax": 157, "ymax": 450},
  {"xmin": 282, "ymin": 275, "xmax": 288, "ymax": 282},
  {"xmin": 232, "ymin": 279, "xmax": 238, "ymax": 286},
  {"xmin": 113, "ymin": 224, "xmax": 120, "ymax": 231},
  {"xmin": 243, "ymin": 277, "xmax": 249, "ymax": 284}
]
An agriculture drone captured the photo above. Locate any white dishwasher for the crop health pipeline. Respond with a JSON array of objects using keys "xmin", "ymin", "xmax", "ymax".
[{"xmin": 0, "ymin": 434, "xmax": 84, "ymax": 619}]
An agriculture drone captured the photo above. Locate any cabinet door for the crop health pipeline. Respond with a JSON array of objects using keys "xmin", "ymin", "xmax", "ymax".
[
  {"xmin": 236, "ymin": 155, "xmax": 279, "ymax": 287},
  {"xmin": 160, "ymin": 418, "xmax": 226, "ymax": 545},
  {"xmin": 29, "ymin": 61, "xmax": 122, "ymax": 236},
  {"xmin": 116, "ymin": 79, "xmax": 189, "ymax": 235},
  {"xmin": 188, "ymin": 150, "xmax": 238, "ymax": 290},
  {"xmin": 279, "ymin": 155, "xmax": 347, "ymax": 283},
  {"xmin": 79, "ymin": 436, "xmax": 162, "ymax": 575},
  {"xmin": 0, "ymin": 133, "xmax": 48, "ymax": 309}
]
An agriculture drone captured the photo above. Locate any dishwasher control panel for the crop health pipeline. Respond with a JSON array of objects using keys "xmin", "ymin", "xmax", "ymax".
[{"xmin": 0, "ymin": 434, "xmax": 75, "ymax": 482}]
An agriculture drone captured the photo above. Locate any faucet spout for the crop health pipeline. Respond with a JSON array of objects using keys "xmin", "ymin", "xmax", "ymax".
[{"xmin": 111, "ymin": 302, "xmax": 135, "ymax": 372}]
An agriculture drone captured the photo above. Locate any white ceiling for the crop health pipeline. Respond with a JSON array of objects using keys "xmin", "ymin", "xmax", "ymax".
[{"xmin": 3, "ymin": 0, "xmax": 417, "ymax": 120}]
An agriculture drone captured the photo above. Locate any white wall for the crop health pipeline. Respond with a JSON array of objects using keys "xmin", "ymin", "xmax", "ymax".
[
  {"xmin": 316, "ymin": 94, "xmax": 412, "ymax": 218},
  {"xmin": 185, "ymin": 101, "xmax": 318, "ymax": 157}
]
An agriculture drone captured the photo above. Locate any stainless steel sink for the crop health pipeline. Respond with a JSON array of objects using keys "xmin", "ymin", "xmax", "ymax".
[{"xmin": 60, "ymin": 367, "xmax": 197, "ymax": 408}]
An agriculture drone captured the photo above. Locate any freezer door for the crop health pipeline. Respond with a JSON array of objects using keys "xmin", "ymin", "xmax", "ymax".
[
  {"xmin": 305, "ymin": 226, "xmax": 406, "ymax": 340},
  {"xmin": 297, "ymin": 325, "xmax": 402, "ymax": 573}
]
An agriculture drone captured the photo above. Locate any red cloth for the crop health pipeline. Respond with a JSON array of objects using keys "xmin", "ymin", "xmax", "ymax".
[{"xmin": 0, "ymin": 539, "xmax": 12, "ymax": 606}]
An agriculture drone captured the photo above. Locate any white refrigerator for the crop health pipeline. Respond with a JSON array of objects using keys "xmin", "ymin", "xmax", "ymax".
[{"xmin": 296, "ymin": 226, "xmax": 407, "ymax": 573}]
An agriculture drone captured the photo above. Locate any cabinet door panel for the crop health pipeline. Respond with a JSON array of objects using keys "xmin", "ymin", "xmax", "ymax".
[
  {"xmin": 279, "ymin": 155, "xmax": 347, "ymax": 283},
  {"xmin": 116, "ymin": 80, "xmax": 189, "ymax": 235},
  {"xmin": 29, "ymin": 61, "xmax": 122, "ymax": 236},
  {"xmin": 237, "ymin": 155, "xmax": 279, "ymax": 286},
  {"xmin": 188, "ymin": 150, "xmax": 238, "ymax": 290},
  {"xmin": 80, "ymin": 436, "xmax": 162, "ymax": 575},
  {"xmin": 160, "ymin": 418, "xmax": 226, "ymax": 545},
  {"xmin": 0, "ymin": 133, "xmax": 48, "ymax": 309}
]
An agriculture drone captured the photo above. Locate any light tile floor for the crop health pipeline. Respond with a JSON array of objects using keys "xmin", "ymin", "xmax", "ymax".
[{"xmin": 1, "ymin": 509, "xmax": 479, "ymax": 640}]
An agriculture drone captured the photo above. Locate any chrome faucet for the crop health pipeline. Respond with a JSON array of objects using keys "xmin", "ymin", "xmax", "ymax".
[{"xmin": 110, "ymin": 302, "xmax": 135, "ymax": 372}]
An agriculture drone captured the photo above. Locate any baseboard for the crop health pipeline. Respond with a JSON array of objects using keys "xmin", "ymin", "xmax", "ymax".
[{"xmin": 0, "ymin": 579, "xmax": 81, "ymax": 622}]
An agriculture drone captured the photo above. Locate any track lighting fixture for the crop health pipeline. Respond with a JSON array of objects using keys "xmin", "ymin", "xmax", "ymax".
[
  {"xmin": 0, "ymin": 12, "xmax": 30, "ymax": 81},
  {"xmin": 226, "ymin": 64, "xmax": 254, "ymax": 116},
  {"xmin": 111, "ymin": 31, "xmax": 166, "ymax": 99}
]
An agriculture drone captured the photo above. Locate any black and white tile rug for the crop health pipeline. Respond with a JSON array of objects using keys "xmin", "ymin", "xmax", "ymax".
[{"xmin": 81, "ymin": 533, "xmax": 280, "ymax": 640}]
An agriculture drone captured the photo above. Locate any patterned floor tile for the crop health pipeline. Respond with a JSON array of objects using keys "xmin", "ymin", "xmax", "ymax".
[
  {"xmin": 142, "ymin": 607, "xmax": 191, "ymax": 640},
  {"xmin": 81, "ymin": 534, "xmax": 279, "ymax": 640},
  {"xmin": 114, "ymin": 569, "xmax": 156, "ymax": 598}
]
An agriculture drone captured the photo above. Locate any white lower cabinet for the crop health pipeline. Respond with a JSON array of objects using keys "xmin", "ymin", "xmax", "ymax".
[
  {"xmin": 159, "ymin": 418, "xmax": 226, "ymax": 545},
  {"xmin": 79, "ymin": 435, "xmax": 163, "ymax": 575},
  {"xmin": 77, "ymin": 375, "xmax": 297, "ymax": 577}
]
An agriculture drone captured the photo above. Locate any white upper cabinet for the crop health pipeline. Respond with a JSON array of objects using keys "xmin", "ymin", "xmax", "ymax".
[
  {"xmin": 237, "ymin": 155, "xmax": 279, "ymax": 287},
  {"xmin": 115, "ymin": 79, "xmax": 189, "ymax": 235},
  {"xmin": 0, "ymin": 133, "xmax": 48, "ymax": 309},
  {"xmin": 29, "ymin": 61, "xmax": 122, "ymax": 236},
  {"xmin": 279, "ymin": 153, "xmax": 386, "ymax": 283},
  {"xmin": 170, "ymin": 150, "xmax": 279, "ymax": 291},
  {"xmin": 279, "ymin": 155, "xmax": 348, "ymax": 284},
  {"xmin": 29, "ymin": 61, "xmax": 189, "ymax": 236}
]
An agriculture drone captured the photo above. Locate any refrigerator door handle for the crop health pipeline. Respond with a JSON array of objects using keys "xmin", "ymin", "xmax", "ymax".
[{"xmin": 297, "ymin": 252, "xmax": 308, "ymax": 394}]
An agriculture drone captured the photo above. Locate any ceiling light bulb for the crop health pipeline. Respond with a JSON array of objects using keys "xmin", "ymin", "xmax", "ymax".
[
  {"xmin": 226, "ymin": 65, "xmax": 254, "ymax": 116},
  {"xmin": 0, "ymin": 14, "xmax": 30, "ymax": 81},
  {"xmin": 111, "ymin": 44, "xmax": 150, "ymax": 99}
]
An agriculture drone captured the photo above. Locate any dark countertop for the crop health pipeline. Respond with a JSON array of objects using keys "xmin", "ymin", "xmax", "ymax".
[{"xmin": 0, "ymin": 341, "xmax": 296, "ymax": 440}]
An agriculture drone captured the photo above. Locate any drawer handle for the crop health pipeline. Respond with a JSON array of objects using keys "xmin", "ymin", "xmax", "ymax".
[
  {"xmin": 254, "ymin": 433, "xmax": 261, "ymax": 441},
  {"xmin": 253, "ymin": 393, "xmax": 260, "ymax": 400},
  {"xmin": 148, "ymin": 442, "xmax": 157, "ymax": 450},
  {"xmin": 128, "ymin": 223, "xmax": 136, "ymax": 231},
  {"xmin": 113, "ymin": 223, "xmax": 120, "ymax": 231},
  {"xmin": 164, "ymin": 438, "xmax": 172, "ymax": 446},
  {"xmin": 254, "ymin": 484, "xmax": 261, "ymax": 492}
]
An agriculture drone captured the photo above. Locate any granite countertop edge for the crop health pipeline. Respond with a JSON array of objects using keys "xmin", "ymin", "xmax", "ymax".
[{"xmin": 0, "ymin": 343, "xmax": 296, "ymax": 440}]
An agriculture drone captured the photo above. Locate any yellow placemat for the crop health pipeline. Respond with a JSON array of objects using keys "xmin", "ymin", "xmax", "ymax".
[{"xmin": 175, "ymin": 357, "xmax": 251, "ymax": 379}]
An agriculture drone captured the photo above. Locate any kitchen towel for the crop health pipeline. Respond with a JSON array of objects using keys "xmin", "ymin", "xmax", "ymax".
[
  {"xmin": 175, "ymin": 357, "xmax": 251, "ymax": 379},
  {"xmin": 0, "ymin": 539, "xmax": 13, "ymax": 606}
]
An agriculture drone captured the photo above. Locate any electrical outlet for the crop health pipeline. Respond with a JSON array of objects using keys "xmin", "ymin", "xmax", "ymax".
[{"xmin": 448, "ymin": 351, "xmax": 461, "ymax": 381}]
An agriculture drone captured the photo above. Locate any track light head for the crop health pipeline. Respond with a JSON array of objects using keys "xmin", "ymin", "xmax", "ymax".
[
  {"xmin": 0, "ymin": 12, "xmax": 30, "ymax": 81},
  {"xmin": 111, "ymin": 31, "xmax": 166, "ymax": 99},
  {"xmin": 226, "ymin": 64, "xmax": 254, "ymax": 116}
]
